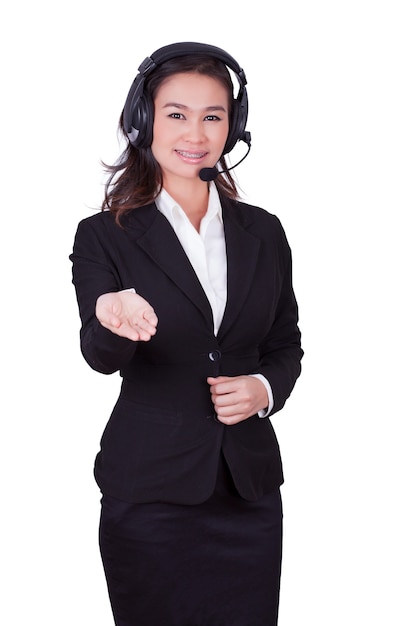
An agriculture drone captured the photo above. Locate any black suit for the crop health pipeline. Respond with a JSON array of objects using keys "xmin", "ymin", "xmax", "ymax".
[{"xmin": 70, "ymin": 195, "xmax": 303, "ymax": 505}]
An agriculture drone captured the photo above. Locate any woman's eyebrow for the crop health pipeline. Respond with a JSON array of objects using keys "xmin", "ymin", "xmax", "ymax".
[{"xmin": 162, "ymin": 102, "xmax": 227, "ymax": 112}]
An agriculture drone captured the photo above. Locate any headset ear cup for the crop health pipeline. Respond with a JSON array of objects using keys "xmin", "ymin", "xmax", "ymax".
[
  {"xmin": 223, "ymin": 91, "xmax": 248, "ymax": 155},
  {"xmin": 223, "ymin": 102, "xmax": 240, "ymax": 155},
  {"xmin": 130, "ymin": 91, "xmax": 154, "ymax": 149}
]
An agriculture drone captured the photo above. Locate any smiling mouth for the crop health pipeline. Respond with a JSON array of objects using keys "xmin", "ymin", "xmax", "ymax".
[{"xmin": 175, "ymin": 150, "xmax": 208, "ymax": 159}]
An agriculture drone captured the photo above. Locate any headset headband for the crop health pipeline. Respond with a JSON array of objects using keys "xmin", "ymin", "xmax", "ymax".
[{"xmin": 122, "ymin": 41, "xmax": 250, "ymax": 154}]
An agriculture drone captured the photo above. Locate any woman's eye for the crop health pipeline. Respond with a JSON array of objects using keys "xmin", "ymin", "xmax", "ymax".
[
  {"xmin": 205, "ymin": 115, "xmax": 221, "ymax": 121},
  {"xmin": 168, "ymin": 112, "xmax": 184, "ymax": 119}
]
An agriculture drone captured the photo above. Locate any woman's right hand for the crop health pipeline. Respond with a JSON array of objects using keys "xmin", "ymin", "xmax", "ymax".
[{"xmin": 96, "ymin": 291, "xmax": 158, "ymax": 341}]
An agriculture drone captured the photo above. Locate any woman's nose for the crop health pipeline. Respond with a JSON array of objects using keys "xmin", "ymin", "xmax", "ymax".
[{"xmin": 183, "ymin": 120, "xmax": 205, "ymax": 142}]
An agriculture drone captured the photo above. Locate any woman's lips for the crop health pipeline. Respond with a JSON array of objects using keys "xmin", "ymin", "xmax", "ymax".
[{"xmin": 175, "ymin": 150, "xmax": 209, "ymax": 163}]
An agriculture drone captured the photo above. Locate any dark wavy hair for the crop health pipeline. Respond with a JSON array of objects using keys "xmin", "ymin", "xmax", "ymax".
[{"xmin": 101, "ymin": 55, "xmax": 241, "ymax": 224}]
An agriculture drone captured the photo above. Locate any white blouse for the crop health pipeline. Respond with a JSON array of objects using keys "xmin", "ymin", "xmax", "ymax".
[{"xmin": 156, "ymin": 184, "xmax": 226, "ymax": 335}]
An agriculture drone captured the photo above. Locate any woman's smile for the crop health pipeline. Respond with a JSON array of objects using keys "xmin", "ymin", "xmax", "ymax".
[{"xmin": 174, "ymin": 149, "xmax": 209, "ymax": 163}]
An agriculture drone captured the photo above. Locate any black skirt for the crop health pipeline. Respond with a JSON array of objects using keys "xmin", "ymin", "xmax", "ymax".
[{"xmin": 99, "ymin": 455, "xmax": 283, "ymax": 626}]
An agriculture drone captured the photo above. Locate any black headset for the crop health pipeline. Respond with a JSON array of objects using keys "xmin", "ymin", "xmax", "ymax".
[{"xmin": 122, "ymin": 42, "xmax": 250, "ymax": 155}]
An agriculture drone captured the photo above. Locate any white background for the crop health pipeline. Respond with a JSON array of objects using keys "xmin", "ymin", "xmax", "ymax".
[{"xmin": 1, "ymin": 1, "xmax": 416, "ymax": 624}]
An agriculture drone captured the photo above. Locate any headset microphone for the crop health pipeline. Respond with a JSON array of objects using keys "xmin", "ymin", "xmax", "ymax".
[{"xmin": 199, "ymin": 132, "xmax": 252, "ymax": 182}]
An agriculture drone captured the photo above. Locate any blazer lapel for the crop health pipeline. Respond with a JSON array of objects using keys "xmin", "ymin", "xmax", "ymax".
[
  {"xmin": 123, "ymin": 199, "xmax": 261, "ymax": 339},
  {"xmin": 218, "ymin": 200, "xmax": 261, "ymax": 340},
  {"xmin": 126, "ymin": 204, "xmax": 214, "ymax": 326}
]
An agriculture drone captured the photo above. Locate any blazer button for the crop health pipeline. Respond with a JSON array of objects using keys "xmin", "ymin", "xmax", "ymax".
[{"xmin": 208, "ymin": 350, "xmax": 221, "ymax": 362}]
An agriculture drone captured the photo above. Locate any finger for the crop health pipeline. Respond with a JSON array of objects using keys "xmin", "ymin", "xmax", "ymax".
[
  {"xmin": 212, "ymin": 392, "xmax": 239, "ymax": 408},
  {"xmin": 207, "ymin": 376, "xmax": 231, "ymax": 384},
  {"xmin": 136, "ymin": 328, "xmax": 155, "ymax": 342},
  {"xmin": 131, "ymin": 315, "xmax": 157, "ymax": 335},
  {"xmin": 134, "ymin": 324, "xmax": 157, "ymax": 339},
  {"xmin": 105, "ymin": 324, "xmax": 141, "ymax": 341},
  {"xmin": 207, "ymin": 377, "xmax": 236, "ymax": 395},
  {"xmin": 143, "ymin": 309, "xmax": 158, "ymax": 327},
  {"xmin": 102, "ymin": 319, "xmax": 152, "ymax": 342},
  {"xmin": 215, "ymin": 402, "xmax": 244, "ymax": 417},
  {"xmin": 120, "ymin": 328, "xmax": 141, "ymax": 341},
  {"xmin": 215, "ymin": 412, "xmax": 246, "ymax": 425}
]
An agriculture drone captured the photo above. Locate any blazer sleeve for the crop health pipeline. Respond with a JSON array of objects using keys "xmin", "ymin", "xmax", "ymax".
[
  {"xmin": 256, "ymin": 216, "xmax": 303, "ymax": 415},
  {"xmin": 70, "ymin": 215, "xmax": 138, "ymax": 375}
]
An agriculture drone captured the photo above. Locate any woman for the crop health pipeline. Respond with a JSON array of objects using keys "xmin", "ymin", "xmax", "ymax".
[{"xmin": 70, "ymin": 42, "xmax": 303, "ymax": 626}]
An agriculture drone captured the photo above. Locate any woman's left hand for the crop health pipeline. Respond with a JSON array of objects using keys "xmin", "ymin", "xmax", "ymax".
[{"xmin": 207, "ymin": 375, "xmax": 268, "ymax": 425}]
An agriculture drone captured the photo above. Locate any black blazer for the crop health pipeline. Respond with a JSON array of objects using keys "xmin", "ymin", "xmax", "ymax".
[{"xmin": 70, "ymin": 195, "xmax": 303, "ymax": 504}]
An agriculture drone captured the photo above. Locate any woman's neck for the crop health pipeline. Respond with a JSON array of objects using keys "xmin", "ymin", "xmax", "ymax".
[{"xmin": 163, "ymin": 178, "xmax": 210, "ymax": 231}]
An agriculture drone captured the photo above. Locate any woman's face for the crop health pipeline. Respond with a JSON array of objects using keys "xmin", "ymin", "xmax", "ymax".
[{"xmin": 151, "ymin": 72, "xmax": 230, "ymax": 187}]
